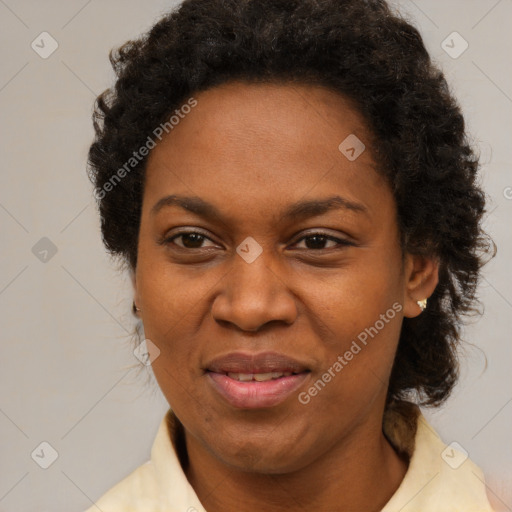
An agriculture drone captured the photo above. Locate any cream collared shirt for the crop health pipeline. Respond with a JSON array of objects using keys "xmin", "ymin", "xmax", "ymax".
[{"xmin": 84, "ymin": 404, "xmax": 495, "ymax": 512}]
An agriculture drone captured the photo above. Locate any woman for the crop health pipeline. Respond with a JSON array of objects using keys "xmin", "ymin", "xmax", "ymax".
[{"xmin": 85, "ymin": 0, "xmax": 496, "ymax": 510}]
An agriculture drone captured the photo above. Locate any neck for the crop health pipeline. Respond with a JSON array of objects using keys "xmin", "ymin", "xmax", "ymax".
[{"xmin": 182, "ymin": 411, "xmax": 408, "ymax": 512}]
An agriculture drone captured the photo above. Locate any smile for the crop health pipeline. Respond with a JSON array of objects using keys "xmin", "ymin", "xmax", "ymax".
[{"xmin": 206, "ymin": 370, "xmax": 310, "ymax": 409}]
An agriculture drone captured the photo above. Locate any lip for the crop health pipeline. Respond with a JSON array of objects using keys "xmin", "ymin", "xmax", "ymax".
[
  {"xmin": 205, "ymin": 351, "xmax": 310, "ymax": 374},
  {"xmin": 204, "ymin": 351, "xmax": 311, "ymax": 409}
]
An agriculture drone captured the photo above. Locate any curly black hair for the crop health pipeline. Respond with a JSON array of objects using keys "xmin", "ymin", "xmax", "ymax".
[{"xmin": 87, "ymin": 0, "xmax": 495, "ymax": 408}]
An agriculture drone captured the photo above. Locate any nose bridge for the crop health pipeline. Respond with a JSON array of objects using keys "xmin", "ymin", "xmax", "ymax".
[{"xmin": 211, "ymin": 241, "xmax": 297, "ymax": 331}]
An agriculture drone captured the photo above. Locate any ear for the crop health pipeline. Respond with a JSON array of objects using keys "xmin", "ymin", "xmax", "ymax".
[
  {"xmin": 402, "ymin": 253, "xmax": 439, "ymax": 318},
  {"xmin": 130, "ymin": 269, "xmax": 141, "ymax": 317}
]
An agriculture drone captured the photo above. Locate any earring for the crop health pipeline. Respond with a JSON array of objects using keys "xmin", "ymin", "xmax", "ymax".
[
  {"xmin": 133, "ymin": 301, "xmax": 141, "ymax": 313},
  {"xmin": 417, "ymin": 298, "xmax": 427, "ymax": 311}
]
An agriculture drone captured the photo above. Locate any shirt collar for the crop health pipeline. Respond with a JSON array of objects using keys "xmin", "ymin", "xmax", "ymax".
[{"xmin": 149, "ymin": 402, "xmax": 493, "ymax": 511}]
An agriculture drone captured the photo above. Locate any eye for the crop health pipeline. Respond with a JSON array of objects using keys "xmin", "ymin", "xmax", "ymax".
[
  {"xmin": 160, "ymin": 230, "xmax": 354, "ymax": 252},
  {"xmin": 291, "ymin": 232, "xmax": 354, "ymax": 250},
  {"xmin": 163, "ymin": 231, "xmax": 217, "ymax": 249}
]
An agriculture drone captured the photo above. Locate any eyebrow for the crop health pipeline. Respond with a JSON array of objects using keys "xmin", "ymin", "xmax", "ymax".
[{"xmin": 150, "ymin": 194, "xmax": 368, "ymax": 223}]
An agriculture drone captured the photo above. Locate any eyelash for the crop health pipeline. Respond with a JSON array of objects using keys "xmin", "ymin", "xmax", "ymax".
[{"xmin": 161, "ymin": 230, "xmax": 354, "ymax": 251}]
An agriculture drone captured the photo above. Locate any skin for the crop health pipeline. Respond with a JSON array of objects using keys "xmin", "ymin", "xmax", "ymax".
[{"xmin": 132, "ymin": 81, "xmax": 439, "ymax": 511}]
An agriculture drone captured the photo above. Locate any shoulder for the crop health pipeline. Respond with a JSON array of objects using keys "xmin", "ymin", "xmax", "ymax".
[
  {"xmin": 83, "ymin": 460, "xmax": 162, "ymax": 512},
  {"xmin": 82, "ymin": 409, "xmax": 206, "ymax": 512},
  {"xmin": 383, "ymin": 402, "xmax": 496, "ymax": 511}
]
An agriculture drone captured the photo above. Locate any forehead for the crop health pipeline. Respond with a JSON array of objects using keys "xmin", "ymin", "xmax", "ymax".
[{"xmin": 143, "ymin": 81, "xmax": 390, "ymax": 223}]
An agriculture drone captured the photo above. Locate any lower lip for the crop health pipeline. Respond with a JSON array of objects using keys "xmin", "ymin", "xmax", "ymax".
[{"xmin": 206, "ymin": 371, "xmax": 310, "ymax": 409}]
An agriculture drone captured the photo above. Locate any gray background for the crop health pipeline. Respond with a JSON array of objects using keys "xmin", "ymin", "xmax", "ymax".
[{"xmin": 0, "ymin": 1, "xmax": 510, "ymax": 510}]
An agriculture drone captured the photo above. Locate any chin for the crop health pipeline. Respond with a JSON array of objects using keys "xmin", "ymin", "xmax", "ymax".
[
  {"xmin": 225, "ymin": 452, "xmax": 304, "ymax": 475},
  {"xmin": 211, "ymin": 435, "xmax": 310, "ymax": 475}
]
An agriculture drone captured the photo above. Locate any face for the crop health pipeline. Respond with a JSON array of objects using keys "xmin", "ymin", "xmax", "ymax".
[{"xmin": 134, "ymin": 81, "xmax": 424, "ymax": 474}]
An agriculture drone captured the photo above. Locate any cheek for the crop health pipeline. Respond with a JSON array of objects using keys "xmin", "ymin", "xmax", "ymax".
[
  {"xmin": 304, "ymin": 256, "xmax": 404, "ymax": 399},
  {"xmin": 135, "ymin": 262, "xmax": 199, "ymax": 378},
  {"xmin": 137, "ymin": 251, "xmax": 211, "ymax": 335},
  {"xmin": 310, "ymin": 250, "xmax": 403, "ymax": 336}
]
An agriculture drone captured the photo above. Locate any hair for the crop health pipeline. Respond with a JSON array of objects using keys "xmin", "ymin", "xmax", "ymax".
[{"xmin": 87, "ymin": 0, "xmax": 495, "ymax": 408}]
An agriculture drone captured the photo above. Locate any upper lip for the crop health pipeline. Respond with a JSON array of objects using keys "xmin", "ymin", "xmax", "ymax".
[{"xmin": 205, "ymin": 351, "xmax": 310, "ymax": 374}]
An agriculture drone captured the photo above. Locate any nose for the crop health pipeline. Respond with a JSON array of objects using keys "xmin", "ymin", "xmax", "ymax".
[{"xmin": 211, "ymin": 249, "xmax": 298, "ymax": 333}]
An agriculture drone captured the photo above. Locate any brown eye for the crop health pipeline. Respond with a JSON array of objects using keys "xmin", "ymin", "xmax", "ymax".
[
  {"xmin": 293, "ymin": 233, "xmax": 354, "ymax": 250},
  {"xmin": 165, "ymin": 231, "xmax": 217, "ymax": 249}
]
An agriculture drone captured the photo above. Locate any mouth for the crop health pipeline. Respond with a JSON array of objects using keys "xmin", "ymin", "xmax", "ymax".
[
  {"xmin": 216, "ymin": 371, "xmax": 297, "ymax": 381},
  {"xmin": 204, "ymin": 351, "xmax": 311, "ymax": 409},
  {"xmin": 205, "ymin": 350, "xmax": 310, "ymax": 374}
]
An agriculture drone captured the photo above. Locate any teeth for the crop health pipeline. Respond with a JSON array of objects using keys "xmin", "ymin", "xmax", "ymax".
[
  {"xmin": 254, "ymin": 372, "xmax": 274, "ymax": 381},
  {"xmin": 226, "ymin": 371, "xmax": 295, "ymax": 381}
]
